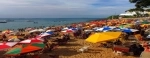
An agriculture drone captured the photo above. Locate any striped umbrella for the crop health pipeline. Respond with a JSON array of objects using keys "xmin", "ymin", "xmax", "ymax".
[
  {"xmin": 5, "ymin": 43, "xmax": 45, "ymax": 56},
  {"xmin": 0, "ymin": 42, "xmax": 18, "ymax": 51},
  {"xmin": 19, "ymin": 36, "xmax": 43, "ymax": 44},
  {"xmin": 39, "ymin": 31, "xmax": 53, "ymax": 37}
]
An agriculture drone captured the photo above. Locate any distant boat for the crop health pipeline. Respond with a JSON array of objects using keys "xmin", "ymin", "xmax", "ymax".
[
  {"xmin": 26, "ymin": 20, "xmax": 34, "ymax": 22},
  {"xmin": 0, "ymin": 20, "xmax": 7, "ymax": 23},
  {"xmin": 33, "ymin": 22, "xmax": 38, "ymax": 24}
]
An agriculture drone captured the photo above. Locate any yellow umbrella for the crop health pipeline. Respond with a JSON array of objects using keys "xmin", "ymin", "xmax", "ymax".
[
  {"xmin": 85, "ymin": 32, "xmax": 122, "ymax": 43},
  {"xmin": 8, "ymin": 36, "xmax": 20, "ymax": 42}
]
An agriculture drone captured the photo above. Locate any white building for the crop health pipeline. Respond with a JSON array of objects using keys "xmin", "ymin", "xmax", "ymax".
[{"xmin": 119, "ymin": 11, "xmax": 148, "ymax": 16}]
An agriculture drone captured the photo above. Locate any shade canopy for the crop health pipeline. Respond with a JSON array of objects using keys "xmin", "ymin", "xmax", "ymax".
[
  {"xmin": 0, "ymin": 42, "xmax": 18, "ymax": 51},
  {"xmin": 85, "ymin": 32, "xmax": 122, "ymax": 43},
  {"xmin": 5, "ymin": 43, "xmax": 45, "ymax": 55}
]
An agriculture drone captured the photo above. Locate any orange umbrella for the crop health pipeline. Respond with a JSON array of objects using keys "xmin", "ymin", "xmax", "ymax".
[
  {"xmin": 5, "ymin": 43, "xmax": 45, "ymax": 55},
  {"xmin": 21, "ymin": 43, "xmax": 44, "ymax": 53}
]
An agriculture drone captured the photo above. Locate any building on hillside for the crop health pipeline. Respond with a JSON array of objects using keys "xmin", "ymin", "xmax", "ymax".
[{"xmin": 119, "ymin": 11, "xmax": 149, "ymax": 16}]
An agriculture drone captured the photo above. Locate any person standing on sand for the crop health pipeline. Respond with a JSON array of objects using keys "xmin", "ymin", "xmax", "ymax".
[
  {"xmin": 140, "ymin": 42, "xmax": 150, "ymax": 58},
  {"xmin": 2, "ymin": 34, "xmax": 7, "ymax": 41},
  {"xmin": 43, "ymin": 37, "xmax": 49, "ymax": 48}
]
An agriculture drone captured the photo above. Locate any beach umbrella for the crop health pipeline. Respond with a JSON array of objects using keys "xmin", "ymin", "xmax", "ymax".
[
  {"xmin": 95, "ymin": 26, "xmax": 114, "ymax": 31},
  {"xmin": 62, "ymin": 27, "xmax": 69, "ymax": 30},
  {"xmin": 85, "ymin": 32, "xmax": 122, "ymax": 43},
  {"xmin": 46, "ymin": 30, "xmax": 53, "ymax": 32},
  {"xmin": 122, "ymin": 28, "xmax": 138, "ymax": 32},
  {"xmin": 142, "ymin": 21, "xmax": 149, "ymax": 24},
  {"xmin": 8, "ymin": 36, "xmax": 20, "ymax": 42},
  {"xmin": 119, "ymin": 25, "xmax": 124, "ymax": 29},
  {"xmin": 113, "ymin": 27, "xmax": 122, "ymax": 31},
  {"xmin": 61, "ymin": 29, "xmax": 75, "ymax": 33},
  {"xmin": 146, "ymin": 35, "xmax": 150, "ymax": 38},
  {"xmin": 39, "ymin": 31, "xmax": 53, "ymax": 37},
  {"xmin": 0, "ymin": 42, "xmax": 18, "ymax": 51},
  {"xmin": 25, "ymin": 28, "xmax": 34, "ymax": 31},
  {"xmin": 29, "ymin": 29, "xmax": 40, "ymax": 33},
  {"xmin": 38, "ymin": 29, "xmax": 45, "ymax": 32},
  {"xmin": 2, "ymin": 30, "xmax": 13, "ymax": 34},
  {"xmin": 19, "ymin": 36, "xmax": 43, "ymax": 44},
  {"xmin": 5, "ymin": 43, "xmax": 45, "ymax": 55},
  {"xmin": 71, "ymin": 28, "xmax": 78, "ymax": 31}
]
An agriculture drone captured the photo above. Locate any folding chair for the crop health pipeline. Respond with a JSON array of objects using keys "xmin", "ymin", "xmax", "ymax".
[{"xmin": 78, "ymin": 46, "xmax": 90, "ymax": 53}]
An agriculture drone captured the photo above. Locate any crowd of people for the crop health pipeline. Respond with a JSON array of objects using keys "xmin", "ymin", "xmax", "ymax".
[{"xmin": 0, "ymin": 18, "xmax": 150, "ymax": 58}]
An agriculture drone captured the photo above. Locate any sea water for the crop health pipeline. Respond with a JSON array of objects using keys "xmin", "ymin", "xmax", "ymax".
[{"xmin": 0, "ymin": 18, "xmax": 98, "ymax": 30}]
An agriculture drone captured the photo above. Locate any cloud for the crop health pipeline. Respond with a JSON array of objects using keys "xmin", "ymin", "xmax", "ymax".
[{"xmin": 0, "ymin": 0, "xmax": 135, "ymax": 18}]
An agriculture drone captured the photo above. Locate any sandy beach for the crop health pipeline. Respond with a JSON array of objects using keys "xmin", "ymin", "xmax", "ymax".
[
  {"xmin": 1, "ymin": 18, "xmax": 150, "ymax": 58},
  {"xmin": 40, "ymin": 38, "xmax": 135, "ymax": 58}
]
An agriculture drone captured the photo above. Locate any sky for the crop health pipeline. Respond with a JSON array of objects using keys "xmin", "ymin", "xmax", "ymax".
[{"xmin": 0, "ymin": 0, "xmax": 135, "ymax": 18}]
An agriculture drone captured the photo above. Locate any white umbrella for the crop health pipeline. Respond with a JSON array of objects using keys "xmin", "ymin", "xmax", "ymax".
[
  {"xmin": 46, "ymin": 30, "xmax": 53, "ymax": 32},
  {"xmin": 38, "ymin": 29, "xmax": 45, "ymax": 32},
  {"xmin": 146, "ymin": 35, "xmax": 150, "ymax": 38},
  {"xmin": 29, "ymin": 29, "xmax": 39, "ymax": 33}
]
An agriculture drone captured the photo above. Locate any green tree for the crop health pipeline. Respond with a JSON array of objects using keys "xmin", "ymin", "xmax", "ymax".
[
  {"xmin": 145, "ymin": 9, "xmax": 150, "ymax": 12},
  {"xmin": 144, "ymin": 13, "xmax": 149, "ymax": 17},
  {"xmin": 127, "ymin": 8, "xmax": 144, "ymax": 12},
  {"xmin": 129, "ymin": 0, "xmax": 150, "ymax": 8},
  {"xmin": 107, "ymin": 15, "xmax": 119, "ymax": 19}
]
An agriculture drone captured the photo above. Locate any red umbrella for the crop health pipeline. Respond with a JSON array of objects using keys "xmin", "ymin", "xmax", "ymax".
[
  {"xmin": 61, "ymin": 29, "xmax": 74, "ymax": 33},
  {"xmin": 0, "ymin": 42, "xmax": 18, "ymax": 51},
  {"xmin": 19, "ymin": 36, "xmax": 43, "ymax": 44}
]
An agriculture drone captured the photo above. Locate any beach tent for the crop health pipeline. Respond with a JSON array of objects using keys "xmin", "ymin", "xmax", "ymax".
[
  {"xmin": 85, "ymin": 32, "xmax": 122, "ymax": 43},
  {"xmin": 5, "ymin": 43, "xmax": 45, "ymax": 56},
  {"xmin": 0, "ymin": 42, "xmax": 18, "ymax": 51}
]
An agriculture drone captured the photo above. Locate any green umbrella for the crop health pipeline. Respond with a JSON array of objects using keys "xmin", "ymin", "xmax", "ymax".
[
  {"xmin": 4, "ymin": 46, "xmax": 22, "ymax": 56},
  {"xmin": 31, "ymin": 43, "xmax": 45, "ymax": 48},
  {"xmin": 142, "ymin": 21, "xmax": 150, "ymax": 24},
  {"xmin": 119, "ymin": 25, "xmax": 124, "ymax": 29},
  {"xmin": 5, "ymin": 43, "xmax": 45, "ymax": 56}
]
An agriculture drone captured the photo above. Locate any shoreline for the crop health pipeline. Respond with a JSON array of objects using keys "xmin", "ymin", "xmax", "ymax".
[
  {"xmin": 0, "ymin": 18, "xmax": 101, "ymax": 31},
  {"xmin": 0, "ymin": 17, "xmax": 149, "ymax": 31}
]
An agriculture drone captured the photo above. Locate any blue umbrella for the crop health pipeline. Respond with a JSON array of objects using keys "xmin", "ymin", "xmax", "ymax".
[
  {"xmin": 46, "ymin": 31, "xmax": 53, "ymax": 35},
  {"xmin": 95, "ymin": 26, "xmax": 113, "ymax": 31},
  {"xmin": 122, "ymin": 28, "xmax": 138, "ymax": 32},
  {"xmin": 71, "ymin": 28, "xmax": 78, "ymax": 30}
]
